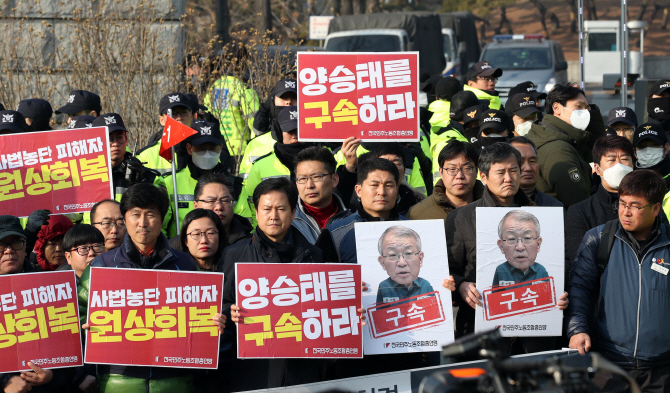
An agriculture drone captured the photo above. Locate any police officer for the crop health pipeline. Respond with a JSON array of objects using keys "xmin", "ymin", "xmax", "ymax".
[
  {"xmin": 54, "ymin": 90, "xmax": 102, "ymax": 124},
  {"xmin": 136, "ymin": 92, "xmax": 193, "ymax": 175},
  {"xmin": 66, "ymin": 115, "xmax": 96, "ymax": 130},
  {"xmin": 0, "ymin": 110, "xmax": 27, "ymax": 135},
  {"xmin": 16, "ymin": 99, "xmax": 53, "ymax": 132},
  {"xmin": 163, "ymin": 120, "xmax": 227, "ymax": 237},
  {"xmin": 463, "ymin": 61, "xmax": 503, "ymax": 110}
]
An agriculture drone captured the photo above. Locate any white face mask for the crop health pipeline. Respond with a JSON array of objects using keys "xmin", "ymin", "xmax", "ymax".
[
  {"xmin": 636, "ymin": 147, "xmax": 664, "ymax": 168},
  {"xmin": 601, "ymin": 163, "xmax": 633, "ymax": 190},
  {"xmin": 192, "ymin": 150, "xmax": 219, "ymax": 170},
  {"xmin": 515, "ymin": 121, "xmax": 533, "ymax": 136},
  {"xmin": 567, "ymin": 107, "xmax": 590, "ymax": 130}
]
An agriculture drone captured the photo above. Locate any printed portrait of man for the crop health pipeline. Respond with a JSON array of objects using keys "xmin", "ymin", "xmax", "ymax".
[
  {"xmin": 492, "ymin": 210, "xmax": 549, "ymax": 287},
  {"xmin": 376, "ymin": 225, "xmax": 434, "ymax": 303}
]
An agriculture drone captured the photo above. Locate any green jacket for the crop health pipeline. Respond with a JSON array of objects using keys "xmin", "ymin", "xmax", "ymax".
[
  {"xmin": 203, "ymin": 75, "xmax": 259, "ymax": 156},
  {"xmin": 238, "ymin": 132, "xmax": 275, "ymax": 181},
  {"xmin": 527, "ymin": 111, "xmax": 605, "ymax": 208},
  {"xmin": 463, "ymin": 84, "xmax": 502, "ymax": 110}
]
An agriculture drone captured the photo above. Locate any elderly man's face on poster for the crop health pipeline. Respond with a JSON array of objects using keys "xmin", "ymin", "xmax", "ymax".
[
  {"xmin": 378, "ymin": 233, "xmax": 424, "ymax": 287},
  {"xmin": 497, "ymin": 217, "xmax": 542, "ymax": 271}
]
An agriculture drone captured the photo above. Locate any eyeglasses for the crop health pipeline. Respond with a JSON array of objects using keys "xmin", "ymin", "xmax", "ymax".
[
  {"xmin": 617, "ymin": 201, "xmax": 654, "ymax": 212},
  {"xmin": 70, "ymin": 244, "xmax": 104, "ymax": 256},
  {"xmin": 478, "ymin": 76, "xmax": 498, "ymax": 83},
  {"xmin": 296, "ymin": 173, "xmax": 332, "ymax": 184},
  {"xmin": 0, "ymin": 240, "xmax": 26, "ymax": 253},
  {"xmin": 196, "ymin": 198, "xmax": 235, "ymax": 207},
  {"xmin": 109, "ymin": 134, "xmax": 128, "ymax": 144},
  {"xmin": 501, "ymin": 237, "xmax": 538, "ymax": 246},
  {"xmin": 187, "ymin": 230, "xmax": 219, "ymax": 241},
  {"xmin": 442, "ymin": 166, "xmax": 475, "ymax": 176},
  {"xmin": 382, "ymin": 251, "xmax": 421, "ymax": 263},
  {"xmin": 93, "ymin": 220, "xmax": 126, "ymax": 229}
]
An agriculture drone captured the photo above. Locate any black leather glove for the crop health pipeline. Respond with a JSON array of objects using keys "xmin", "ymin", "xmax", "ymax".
[
  {"xmin": 124, "ymin": 156, "xmax": 145, "ymax": 184},
  {"xmin": 26, "ymin": 209, "xmax": 50, "ymax": 235}
]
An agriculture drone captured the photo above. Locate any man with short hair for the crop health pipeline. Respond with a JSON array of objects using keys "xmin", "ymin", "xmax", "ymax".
[
  {"xmin": 564, "ymin": 136, "xmax": 636, "ymax": 266},
  {"xmin": 292, "ymin": 146, "xmax": 352, "ymax": 244},
  {"xmin": 463, "ymin": 61, "xmax": 503, "ymax": 110},
  {"xmin": 526, "ymin": 83, "xmax": 606, "ymax": 207},
  {"xmin": 568, "ymin": 169, "xmax": 670, "ymax": 391},
  {"xmin": 508, "ymin": 136, "xmax": 563, "ymax": 207},
  {"xmin": 55, "ymin": 90, "xmax": 102, "ymax": 124},
  {"xmin": 91, "ymin": 199, "xmax": 127, "ymax": 251},
  {"xmin": 607, "ymin": 107, "xmax": 637, "ymax": 143},
  {"xmin": 370, "ymin": 143, "xmax": 425, "ymax": 215},
  {"xmin": 507, "ymin": 93, "xmax": 541, "ymax": 137},
  {"xmin": 193, "ymin": 173, "xmax": 251, "ymax": 244},
  {"xmin": 409, "ymin": 140, "xmax": 484, "ymax": 221},
  {"xmin": 16, "ymin": 98, "xmax": 53, "ymax": 132},
  {"xmin": 136, "ymin": 92, "xmax": 194, "ymax": 176},
  {"xmin": 79, "ymin": 183, "xmax": 224, "ymax": 392}
]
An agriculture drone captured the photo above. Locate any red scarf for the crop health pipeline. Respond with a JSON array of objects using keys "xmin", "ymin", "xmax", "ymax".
[{"xmin": 303, "ymin": 199, "xmax": 338, "ymax": 229}]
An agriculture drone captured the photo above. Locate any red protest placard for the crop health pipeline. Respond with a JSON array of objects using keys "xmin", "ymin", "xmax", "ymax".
[
  {"xmin": 0, "ymin": 127, "xmax": 113, "ymax": 218},
  {"xmin": 236, "ymin": 263, "xmax": 363, "ymax": 358},
  {"xmin": 297, "ymin": 52, "xmax": 420, "ymax": 142},
  {"xmin": 84, "ymin": 268, "xmax": 223, "ymax": 369},
  {"xmin": 482, "ymin": 278, "xmax": 557, "ymax": 321},
  {"xmin": 366, "ymin": 291, "xmax": 446, "ymax": 339},
  {"xmin": 0, "ymin": 271, "xmax": 83, "ymax": 373}
]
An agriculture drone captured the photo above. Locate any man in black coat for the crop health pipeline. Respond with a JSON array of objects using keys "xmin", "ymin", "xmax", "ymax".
[{"xmin": 219, "ymin": 177, "xmax": 324, "ymax": 390}]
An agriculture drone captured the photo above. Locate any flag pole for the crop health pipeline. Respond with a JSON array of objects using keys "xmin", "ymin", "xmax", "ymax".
[{"xmin": 171, "ymin": 145, "xmax": 180, "ymax": 235}]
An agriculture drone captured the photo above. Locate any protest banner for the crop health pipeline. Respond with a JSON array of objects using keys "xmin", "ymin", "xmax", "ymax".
[
  {"xmin": 475, "ymin": 207, "xmax": 564, "ymax": 336},
  {"xmin": 0, "ymin": 271, "xmax": 83, "ymax": 373},
  {"xmin": 235, "ymin": 263, "xmax": 363, "ymax": 358},
  {"xmin": 297, "ymin": 52, "xmax": 420, "ymax": 142},
  {"xmin": 355, "ymin": 220, "xmax": 455, "ymax": 354},
  {"xmin": 0, "ymin": 127, "xmax": 113, "ymax": 218},
  {"xmin": 85, "ymin": 268, "xmax": 223, "ymax": 369}
]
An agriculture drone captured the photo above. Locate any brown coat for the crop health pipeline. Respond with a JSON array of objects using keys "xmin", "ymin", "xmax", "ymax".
[{"xmin": 407, "ymin": 179, "xmax": 485, "ymax": 221}]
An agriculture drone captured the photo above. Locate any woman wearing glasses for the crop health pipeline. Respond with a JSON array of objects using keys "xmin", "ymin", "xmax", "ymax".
[
  {"xmin": 59, "ymin": 224, "xmax": 105, "ymax": 281},
  {"xmin": 179, "ymin": 209, "xmax": 225, "ymax": 271}
]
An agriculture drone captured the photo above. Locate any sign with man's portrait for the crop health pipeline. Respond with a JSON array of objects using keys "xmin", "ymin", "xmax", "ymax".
[
  {"xmin": 475, "ymin": 207, "xmax": 564, "ymax": 336},
  {"xmin": 355, "ymin": 220, "xmax": 454, "ymax": 354}
]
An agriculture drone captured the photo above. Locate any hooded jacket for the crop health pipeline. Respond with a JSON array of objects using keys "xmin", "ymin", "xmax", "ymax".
[
  {"xmin": 34, "ymin": 215, "xmax": 73, "ymax": 271},
  {"xmin": 567, "ymin": 219, "xmax": 670, "ymax": 364},
  {"xmin": 293, "ymin": 194, "xmax": 352, "ymax": 244},
  {"xmin": 445, "ymin": 187, "xmax": 535, "ymax": 336},
  {"xmin": 527, "ymin": 110, "xmax": 606, "ymax": 207},
  {"xmin": 408, "ymin": 179, "xmax": 485, "ymax": 221}
]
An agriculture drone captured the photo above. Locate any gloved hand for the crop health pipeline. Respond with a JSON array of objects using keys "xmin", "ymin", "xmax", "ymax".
[
  {"xmin": 124, "ymin": 156, "xmax": 145, "ymax": 184},
  {"xmin": 26, "ymin": 209, "xmax": 50, "ymax": 235}
]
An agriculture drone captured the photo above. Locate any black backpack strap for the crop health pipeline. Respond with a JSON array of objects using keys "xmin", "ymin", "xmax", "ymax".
[{"xmin": 596, "ymin": 219, "xmax": 618, "ymax": 274}]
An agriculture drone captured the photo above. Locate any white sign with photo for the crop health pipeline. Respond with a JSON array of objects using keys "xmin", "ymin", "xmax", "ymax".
[
  {"xmin": 355, "ymin": 219, "xmax": 454, "ymax": 354},
  {"xmin": 475, "ymin": 207, "xmax": 564, "ymax": 336}
]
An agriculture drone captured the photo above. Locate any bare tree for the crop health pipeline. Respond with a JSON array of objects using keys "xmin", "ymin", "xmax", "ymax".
[
  {"xmin": 215, "ymin": 0, "xmax": 231, "ymax": 46},
  {"xmin": 258, "ymin": 0, "xmax": 272, "ymax": 34}
]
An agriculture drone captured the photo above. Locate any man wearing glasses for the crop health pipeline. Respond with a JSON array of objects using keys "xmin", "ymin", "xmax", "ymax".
[
  {"xmin": 492, "ymin": 210, "xmax": 548, "ymax": 287},
  {"xmin": 376, "ymin": 225, "xmax": 434, "ymax": 304},
  {"xmin": 568, "ymin": 169, "xmax": 670, "ymax": 390},
  {"xmin": 408, "ymin": 140, "xmax": 484, "ymax": 221},
  {"xmin": 463, "ymin": 61, "xmax": 503, "ymax": 110},
  {"xmin": 91, "ymin": 200, "xmax": 127, "ymax": 251}
]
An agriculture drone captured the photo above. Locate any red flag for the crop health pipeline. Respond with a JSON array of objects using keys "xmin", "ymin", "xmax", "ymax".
[{"xmin": 159, "ymin": 116, "xmax": 198, "ymax": 162}]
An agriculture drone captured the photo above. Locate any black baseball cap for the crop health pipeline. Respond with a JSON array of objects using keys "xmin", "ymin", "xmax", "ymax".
[
  {"xmin": 633, "ymin": 123, "xmax": 668, "ymax": 147},
  {"xmin": 271, "ymin": 79, "xmax": 297, "ymax": 98},
  {"xmin": 55, "ymin": 90, "xmax": 102, "ymax": 115},
  {"xmin": 0, "ymin": 215, "xmax": 26, "ymax": 241},
  {"xmin": 278, "ymin": 106, "xmax": 298, "ymax": 132},
  {"xmin": 184, "ymin": 93, "xmax": 207, "ymax": 113},
  {"xmin": 508, "ymin": 81, "xmax": 547, "ymax": 102},
  {"xmin": 648, "ymin": 80, "xmax": 670, "ymax": 97},
  {"xmin": 92, "ymin": 113, "xmax": 127, "ymax": 134},
  {"xmin": 480, "ymin": 109, "xmax": 510, "ymax": 134},
  {"xmin": 450, "ymin": 91, "xmax": 481, "ymax": 121},
  {"xmin": 605, "ymin": 126, "xmax": 618, "ymax": 137},
  {"xmin": 17, "ymin": 99, "xmax": 53, "ymax": 120},
  {"xmin": 0, "ymin": 110, "xmax": 27, "ymax": 134},
  {"xmin": 190, "ymin": 120, "xmax": 222, "ymax": 146},
  {"xmin": 159, "ymin": 92, "xmax": 191, "ymax": 115},
  {"xmin": 607, "ymin": 107, "xmax": 637, "ymax": 127},
  {"xmin": 435, "ymin": 77, "xmax": 463, "ymax": 101},
  {"xmin": 463, "ymin": 105, "xmax": 484, "ymax": 126},
  {"xmin": 67, "ymin": 115, "xmax": 96, "ymax": 129},
  {"xmin": 467, "ymin": 61, "xmax": 503, "ymax": 81},
  {"xmin": 508, "ymin": 93, "xmax": 541, "ymax": 118}
]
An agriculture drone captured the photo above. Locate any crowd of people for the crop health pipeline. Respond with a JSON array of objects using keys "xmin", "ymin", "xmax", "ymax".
[{"xmin": 1, "ymin": 59, "xmax": 670, "ymax": 393}]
